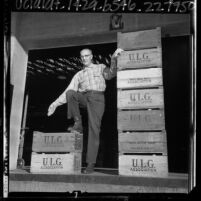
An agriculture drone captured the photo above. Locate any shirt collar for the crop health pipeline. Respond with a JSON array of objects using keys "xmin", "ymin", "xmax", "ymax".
[{"xmin": 84, "ymin": 63, "xmax": 96, "ymax": 69}]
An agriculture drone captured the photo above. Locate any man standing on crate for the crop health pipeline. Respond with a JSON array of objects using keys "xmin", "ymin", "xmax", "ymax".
[{"xmin": 47, "ymin": 48, "xmax": 123, "ymax": 174}]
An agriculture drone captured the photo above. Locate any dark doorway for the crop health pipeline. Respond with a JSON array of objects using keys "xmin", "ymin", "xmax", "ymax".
[{"xmin": 22, "ymin": 43, "xmax": 117, "ymax": 168}]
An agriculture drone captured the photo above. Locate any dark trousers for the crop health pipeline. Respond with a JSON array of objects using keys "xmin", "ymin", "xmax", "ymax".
[{"xmin": 66, "ymin": 90, "xmax": 105, "ymax": 164}]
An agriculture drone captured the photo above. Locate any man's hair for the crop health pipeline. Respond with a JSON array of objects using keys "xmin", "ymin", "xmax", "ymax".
[{"xmin": 80, "ymin": 48, "xmax": 93, "ymax": 55}]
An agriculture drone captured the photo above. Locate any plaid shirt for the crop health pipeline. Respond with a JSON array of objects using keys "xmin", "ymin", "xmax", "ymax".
[{"xmin": 54, "ymin": 58, "xmax": 116, "ymax": 106}]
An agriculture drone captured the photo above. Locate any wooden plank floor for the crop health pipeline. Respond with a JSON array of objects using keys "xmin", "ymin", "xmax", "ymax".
[{"xmin": 9, "ymin": 167, "xmax": 189, "ymax": 193}]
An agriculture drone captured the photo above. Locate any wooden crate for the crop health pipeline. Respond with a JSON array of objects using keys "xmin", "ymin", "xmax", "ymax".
[
  {"xmin": 117, "ymin": 27, "xmax": 161, "ymax": 50},
  {"xmin": 30, "ymin": 152, "xmax": 82, "ymax": 174},
  {"xmin": 119, "ymin": 154, "xmax": 168, "ymax": 177},
  {"xmin": 119, "ymin": 131, "xmax": 167, "ymax": 154},
  {"xmin": 118, "ymin": 109, "xmax": 165, "ymax": 131},
  {"xmin": 32, "ymin": 131, "xmax": 82, "ymax": 152},
  {"xmin": 117, "ymin": 68, "xmax": 163, "ymax": 89},
  {"xmin": 118, "ymin": 88, "xmax": 164, "ymax": 109},
  {"xmin": 117, "ymin": 48, "xmax": 162, "ymax": 70}
]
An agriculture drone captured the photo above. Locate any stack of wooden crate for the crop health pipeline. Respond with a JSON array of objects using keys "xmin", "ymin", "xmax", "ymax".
[
  {"xmin": 30, "ymin": 131, "xmax": 83, "ymax": 174},
  {"xmin": 117, "ymin": 27, "xmax": 168, "ymax": 177}
]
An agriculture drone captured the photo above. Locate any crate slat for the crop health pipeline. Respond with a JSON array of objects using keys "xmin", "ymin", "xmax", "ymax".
[
  {"xmin": 32, "ymin": 132, "xmax": 83, "ymax": 152},
  {"xmin": 118, "ymin": 110, "xmax": 165, "ymax": 131},
  {"xmin": 117, "ymin": 28, "xmax": 161, "ymax": 50},
  {"xmin": 117, "ymin": 48, "xmax": 162, "ymax": 70},
  {"xmin": 119, "ymin": 131, "xmax": 167, "ymax": 154},
  {"xmin": 117, "ymin": 68, "xmax": 163, "ymax": 89},
  {"xmin": 30, "ymin": 152, "xmax": 82, "ymax": 174},
  {"xmin": 119, "ymin": 154, "xmax": 168, "ymax": 177},
  {"xmin": 118, "ymin": 88, "xmax": 164, "ymax": 109}
]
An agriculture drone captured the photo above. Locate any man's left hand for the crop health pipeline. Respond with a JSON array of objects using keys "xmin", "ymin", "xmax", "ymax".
[{"xmin": 112, "ymin": 48, "xmax": 124, "ymax": 58}]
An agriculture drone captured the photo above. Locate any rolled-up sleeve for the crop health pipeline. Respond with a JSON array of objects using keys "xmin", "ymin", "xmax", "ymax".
[{"xmin": 103, "ymin": 56, "xmax": 117, "ymax": 80}]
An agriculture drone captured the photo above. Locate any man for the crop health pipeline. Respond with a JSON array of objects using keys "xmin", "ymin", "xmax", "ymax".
[{"xmin": 47, "ymin": 48, "xmax": 123, "ymax": 174}]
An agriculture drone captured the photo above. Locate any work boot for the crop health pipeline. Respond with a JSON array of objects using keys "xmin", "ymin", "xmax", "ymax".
[
  {"xmin": 68, "ymin": 117, "xmax": 83, "ymax": 133},
  {"xmin": 83, "ymin": 163, "xmax": 95, "ymax": 174}
]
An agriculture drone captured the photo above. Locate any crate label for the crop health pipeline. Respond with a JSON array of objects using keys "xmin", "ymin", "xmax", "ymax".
[
  {"xmin": 118, "ymin": 88, "xmax": 164, "ymax": 109},
  {"xmin": 117, "ymin": 68, "xmax": 162, "ymax": 89},
  {"xmin": 117, "ymin": 28, "xmax": 161, "ymax": 50},
  {"xmin": 32, "ymin": 132, "xmax": 83, "ymax": 152},
  {"xmin": 41, "ymin": 157, "xmax": 63, "ymax": 169},
  {"xmin": 118, "ymin": 110, "xmax": 165, "ymax": 131},
  {"xmin": 30, "ymin": 153, "xmax": 81, "ymax": 174},
  {"xmin": 119, "ymin": 155, "xmax": 168, "ymax": 177},
  {"xmin": 118, "ymin": 48, "xmax": 162, "ymax": 70},
  {"xmin": 119, "ymin": 132, "xmax": 167, "ymax": 154}
]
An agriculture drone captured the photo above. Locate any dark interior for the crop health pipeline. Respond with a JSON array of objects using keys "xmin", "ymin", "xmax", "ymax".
[{"xmin": 22, "ymin": 36, "xmax": 191, "ymax": 173}]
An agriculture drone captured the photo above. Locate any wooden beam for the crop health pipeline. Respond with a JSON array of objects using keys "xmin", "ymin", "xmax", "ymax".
[{"xmin": 10, "ymin": 37, "xmax": 28, "ymax": 170}]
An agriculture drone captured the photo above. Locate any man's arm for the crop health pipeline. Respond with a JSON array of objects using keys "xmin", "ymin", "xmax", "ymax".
[
  {"xmin": 47, "ymin": 73, "xmax": 79, "ymax": 116},
  {"xmin": 103, "ymin": 48, "xmax": 124, "ymax": 80}
]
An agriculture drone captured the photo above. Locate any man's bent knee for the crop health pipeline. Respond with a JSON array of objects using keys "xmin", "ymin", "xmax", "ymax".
[{"xmin": 66, "ymin": 90, "xmax": 77, "ymax": 100}]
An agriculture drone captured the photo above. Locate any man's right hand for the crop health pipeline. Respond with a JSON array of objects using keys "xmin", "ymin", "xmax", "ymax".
[{"xmin": 47, "ymin": 102, "xmax": 57, "ymax": 116}]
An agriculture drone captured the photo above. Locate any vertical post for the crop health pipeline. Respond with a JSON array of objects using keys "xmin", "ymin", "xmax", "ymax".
[
  {"xmin": 17, "ymin": 93, "xmax": 29, "ymax": 168},
  {"xmin": 189, "ymin": 34, "xmax": 196, "ymax": 192},
  {"xmin": 10, "ymin": 36, "xmax": 28, "ymax": 170}
]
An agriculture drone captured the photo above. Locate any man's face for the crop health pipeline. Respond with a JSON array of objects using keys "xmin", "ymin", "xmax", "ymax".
[{"xmin": 80, "ymin": 49, "xmax": 93, "ymax": 67}]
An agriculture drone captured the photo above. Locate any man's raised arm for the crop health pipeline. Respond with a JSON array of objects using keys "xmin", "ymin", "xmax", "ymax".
[
  {"xmin": 103, "ymin": 48, "xmax": 124, "ymax": 80},
  {"xmin": 47, "ymin": 73, "xmax": 79, "ymax": 116}
]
